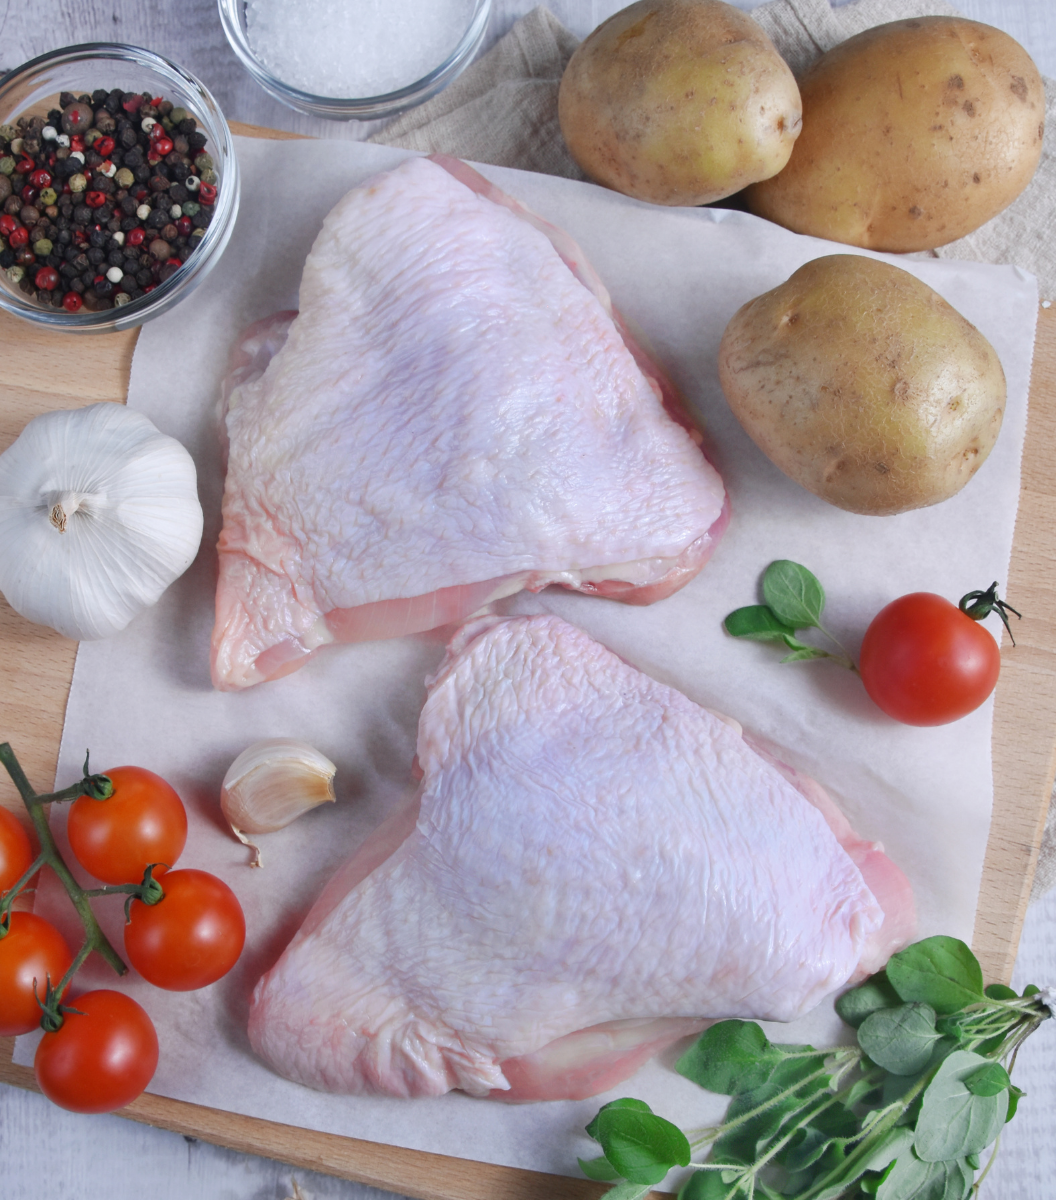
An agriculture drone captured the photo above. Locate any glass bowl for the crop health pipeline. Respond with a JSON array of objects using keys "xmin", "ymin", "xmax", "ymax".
[
  {"xmin": 0, "ymin": 43, "xmax": 239, "ymax": 334},
  {"xmin": 218, "ymin": 0, "xmax": 491, "ymax": 121}
]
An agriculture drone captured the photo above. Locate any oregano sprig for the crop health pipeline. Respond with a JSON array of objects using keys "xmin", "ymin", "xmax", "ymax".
[
  {"xmin": 724, "ymin": 561, "xmax": 857, "ymax": 670},
  {"xmin": 578, "ymin": 936, "xmax": 1051, "ymax": 1200}
]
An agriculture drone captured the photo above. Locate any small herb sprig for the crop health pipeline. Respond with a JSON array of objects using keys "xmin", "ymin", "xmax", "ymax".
[
  {"xmin": 578, "ymin": 936, "xmax": 1051, "ymax": 1200},
  {"xmin": 724, "ymin": 561, "xmax": 857, "ymax": 671}
]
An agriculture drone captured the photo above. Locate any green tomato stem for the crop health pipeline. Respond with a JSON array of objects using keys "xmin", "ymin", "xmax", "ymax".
[
  {"xmin": 0, "ymin": 848, "xmax": 47, "ymax": 929},
  {"xmin": 0, "ymin": 743, "xmax": 128, "ymax": 1013}
]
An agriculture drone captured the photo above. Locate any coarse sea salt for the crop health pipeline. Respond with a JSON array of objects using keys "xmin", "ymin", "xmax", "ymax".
[{"xmin": 245, "ymin": 0, "xmax": 477, "ymax": 98}]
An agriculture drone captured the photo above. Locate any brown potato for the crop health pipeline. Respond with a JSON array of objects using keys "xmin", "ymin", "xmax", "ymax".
[
  {"xmin": 558, "ymin": 0, "xmax": 801, "ymax": 206},
  {"xmin": 717, "ymin": 255, "xmax": 1006, "ymax": 515},
  {"xmin": 744, "ymin": 17, "xmax": 1045, "ymax": 251}
]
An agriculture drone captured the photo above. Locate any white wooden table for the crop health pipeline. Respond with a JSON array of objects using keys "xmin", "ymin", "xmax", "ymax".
[{"xmin": 1, "ymin": 3, "xmax": 1053, "ymax": 1198}]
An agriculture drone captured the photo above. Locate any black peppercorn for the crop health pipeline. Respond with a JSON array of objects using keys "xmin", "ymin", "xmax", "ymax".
[
  {"xmin": 60, "ymin": 91, "xmax": 77, "ymax": 108},
  {"xmin": 94, "ymin": 110, "xmax": 116, "ymax": 135},
  {"xmin": 120, "ymin": 126, "xmax": 138, "ymax": 149},
  {"xmin": 73, "ymin": 204, "xmax": 92, "ymax": 223},
  {"xmin": 133, "ymin": 165, "xmax": 151, "ymax": 184}
]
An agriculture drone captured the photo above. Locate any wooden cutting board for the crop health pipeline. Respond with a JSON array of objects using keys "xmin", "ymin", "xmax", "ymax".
[{"xmin": 2, "ymin": 122, "xmax": 1055, "ymax": 1200}]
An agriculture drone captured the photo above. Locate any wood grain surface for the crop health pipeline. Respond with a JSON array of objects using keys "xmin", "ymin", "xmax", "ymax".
[{"xmin": 1, "ymin": 123, "xmax": 1054, "ymax": 1200}]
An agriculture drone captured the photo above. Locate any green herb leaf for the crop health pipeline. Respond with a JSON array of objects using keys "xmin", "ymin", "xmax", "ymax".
[
  {"xmin": 836, "ymin": 973, "xmax": 903, "ymax": 1027},
  {"xmin": 577, "ymin": 1155, "xmax": 621, "ymax": 1181},
  {"xmin": 601, "ymin": 1182, "xmax": 657, "ymax": 1200},
  {"xmin": 676, "ymin": 1021, "xmax": 782, "ymax": 1095},
  {"xmin": 766, "ymin": 1049, "xmax": 830, "ymax": 1094},
  {"xmin": 594, "ymin": 1105, "xmax": 691, "ymax": 1185},
  {"xmin": 858, "ymin": 1003, "xmax": 942, "ymax": 1075},
  {"xmin": 680, "ymin": 1170, "xmax": 748, "ymax": 1199},
  {"xmin": 780, "ymin": 647, "xmax": 832, "ymax": 663},
  {"xmin": 1006, "ymin": 1083, "xmax": 1025, "ymax": 1122},
  {"xmin": 586, "ymin": 1097, "xmax": 652, "ymax": 1141},
  {"xmin": 964, "ymin": 1061, "xmax": 1011, "ymax": 1097},
  {"xmin": 983, "ymin": 983, "xmax": 1018, "ymax": 1001},
  {"xmin": 804, "ymin": 1127, "xmax": 914, "ymax": 1200},
  {"xmin": 913, "ymin": 1050, "xmax": 1007, "ymax": 1162},
  {"xmin": 713, "ymin": 1083, "xmax": 800, "ymax": 1163},
  {"xmin": 876, "ymin": 1148, "xmax": 974, "ymax": 1200},
  {"xmin": 885, "ymin": 936, "xmax": 985, "ymax": 1014},
  {"xmin": 723, "ymin": 605, "xmax": 800, "ymax": 646},
  {"xmin": 762, "ymin": 560, "xmax": 826, "ymax": 629}
]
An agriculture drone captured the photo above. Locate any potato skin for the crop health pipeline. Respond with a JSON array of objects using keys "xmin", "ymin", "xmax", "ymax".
[
  {"xmin": 558, "ymin": 0, "xmax": 802, "ymax": 206},
  {"xmin": 744, "ymin": 17, "xmax": 1045, "ymax": 251},
  {"xmin": 718, "ymin": 255, "xmax": 1006, "ymax": 515}
]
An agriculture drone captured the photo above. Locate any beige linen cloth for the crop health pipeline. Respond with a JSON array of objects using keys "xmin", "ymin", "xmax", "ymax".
[{"xmin": 371, "ymin": 0, "xmax": 1056, "ymax": 899}]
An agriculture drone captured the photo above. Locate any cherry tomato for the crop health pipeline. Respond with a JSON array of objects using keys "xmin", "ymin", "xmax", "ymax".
[
  {"xmin": 124, "ymin": 868, "xmax": 245, "ymax": 991},
  {"xmin": 66, "ymin": 766, "xmax": 187, "ymax": 884},
  {"xmin": 0, "ymin": 805, "xmax": 34, "ymax": 894},
  {"xmin": 0, "ymin": 912, "xmax": 74, "ymax": 1036},
  {"xmin": 859, "ymin": 592, "xmax": 1001, "ymax": 726},
  {"xmin": 34, "ymin": 989, "xmax": 159, "ymax": 1113}
]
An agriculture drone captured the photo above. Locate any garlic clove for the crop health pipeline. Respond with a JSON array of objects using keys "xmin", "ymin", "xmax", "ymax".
[{"xmin": 221, "ymin": 739, "xmax": 336, "ymax": 867}]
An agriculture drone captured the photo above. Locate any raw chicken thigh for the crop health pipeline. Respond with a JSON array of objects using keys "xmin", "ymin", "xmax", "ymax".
[
  {"xmin": 248, "ymin": 614, "xmax": 914, "ymax": 1102},
  {"xmin": 211, "ymin": 155, "xmax": 727, "ymax": 690}
]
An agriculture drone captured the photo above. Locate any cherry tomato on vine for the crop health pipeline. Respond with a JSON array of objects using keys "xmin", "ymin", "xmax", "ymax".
[
  {"xmin": 859, "ymin": 589, "xmax": 1011, "ymax": 726},
  {"xmin": 0, "ymin": 912, "xmax": 74, "ymax": 1036},
  {"xmin": 34, "ymin": 988, "xmax": 159, "ymax": 1113},
  {"xmin": 124, "ymin": 868, "xmax": 246, "ymax": 991},
  {"xmin": 0, "ymin": 805, "xmax": 34, "ymax": 894},
  {"xmin": 66, "ymin": 766, "xmax": 187, "ymax": 884}
]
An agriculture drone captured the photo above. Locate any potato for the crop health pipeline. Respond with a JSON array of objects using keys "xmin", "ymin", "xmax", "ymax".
[
  {"xmin": 717, "ymin": 255, "xmax": 1006, "ymax": 515},
  {"xmin": 744, "ymin": 17, "xmax": 1045, "ymax": 251},
  {"xmin": 558, "ymin": 0, "xmax": 802, "ymax": 206}
]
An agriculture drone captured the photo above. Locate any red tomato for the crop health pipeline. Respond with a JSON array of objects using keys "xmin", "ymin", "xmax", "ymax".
[
  {"xmin": 124, "ymin": 868, "xmax": 246, "ymax": 991},
  {"xmin": 34, "ymin": 989, "xmax": 159, "ymax": 1113},
  {"xmin": 0, "ymin": 912, "xmax": 74, "ymax": 1036},
  {"xmin": 0, "ymin": 805, "xmax": 34, "ymax": 894},
  {"xmin": 859, "ymin": 592, "xmax": 1001, "ymax": 726},
  {"xmin": 66, "ymin": 766, "xmax": 187, "ymax": 884}
]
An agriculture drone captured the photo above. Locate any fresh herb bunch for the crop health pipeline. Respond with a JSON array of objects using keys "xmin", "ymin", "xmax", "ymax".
[
  {"xmin": 724, "ymin": 560, "xmax": 856, "ymax": 670},
  {"xmin": 578, "ymin": 936, "xmax": 1051, "ymax": 1200}
]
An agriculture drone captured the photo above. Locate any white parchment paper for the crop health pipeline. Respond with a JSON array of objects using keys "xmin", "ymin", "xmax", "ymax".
[{"xmin": 16, "ymin": 135, "xmax": 1038, "ymax": 1185}]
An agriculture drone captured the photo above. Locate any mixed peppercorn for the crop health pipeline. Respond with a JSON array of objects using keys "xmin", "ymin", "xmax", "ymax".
[{"xmin": 0, "ymin": 88, "xmax": 220, "ymax": 313}]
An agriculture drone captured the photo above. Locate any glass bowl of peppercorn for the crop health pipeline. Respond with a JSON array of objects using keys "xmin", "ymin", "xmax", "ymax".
[{"xmin": 0, "ymin": 43, "xmax": 239, "ymax": 332}]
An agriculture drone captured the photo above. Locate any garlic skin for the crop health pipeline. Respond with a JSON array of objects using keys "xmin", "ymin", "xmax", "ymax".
[
  {"xmin": 0, "ymin": 402, "xmax": 204, "ymax": 640},
  {"xmin": 221, "ymin": 739, "xmax": 337, "ymax": 867}
]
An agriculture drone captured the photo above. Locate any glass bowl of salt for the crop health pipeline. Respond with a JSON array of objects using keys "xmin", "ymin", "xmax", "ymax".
[{"xmin": 217, "ymin": 0, "xmax": 491, "ymax": 120}]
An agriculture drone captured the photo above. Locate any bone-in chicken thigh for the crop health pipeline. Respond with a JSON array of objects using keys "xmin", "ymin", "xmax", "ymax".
[
  {"xmin": 211, "ymin": 156, "xmax": 727, "ymax": 690},
  {"xmin": 248, "ymin": 615, "xmax": 914, "ymax": 1101}
]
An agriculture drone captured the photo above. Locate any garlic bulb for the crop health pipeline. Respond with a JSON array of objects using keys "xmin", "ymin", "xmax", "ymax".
[
  {"xmin": 0, "ymin": 402, "xmax": 204, "ymax": 640},
  {"xmin": 221, "ymin": 739, "xmax": 337, "ymax": 867}
]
